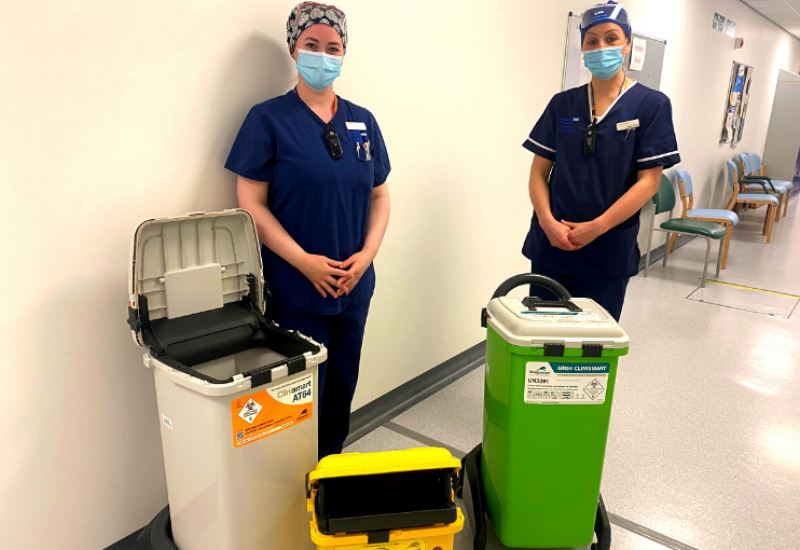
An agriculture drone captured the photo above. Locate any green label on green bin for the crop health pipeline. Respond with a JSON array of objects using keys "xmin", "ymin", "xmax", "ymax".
[
  {"xmin": 525, "ymin": 362, "xmax": 610, "ymax": 405},
  {"xmin": 549, "ymin": 362, "xmax": 610, "ymax": 374}
]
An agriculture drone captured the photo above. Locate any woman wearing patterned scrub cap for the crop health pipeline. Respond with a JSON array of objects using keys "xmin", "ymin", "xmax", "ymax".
[
  {"xmin": 226, "ymin": 2, "xmax": 391, "ymax": 459},
  {"xmin": 521, "ymin": 1, "xmax": 680, "ymax": 321}
]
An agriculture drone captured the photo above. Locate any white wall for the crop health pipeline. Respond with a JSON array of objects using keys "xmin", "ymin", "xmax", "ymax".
[
  {"xmin": 1, "ymin": 1, "xmax": 799, "ymax": 549},
  {"xmin": 632, "ymin": 0, "xmax": 800, "ymax": 249}
]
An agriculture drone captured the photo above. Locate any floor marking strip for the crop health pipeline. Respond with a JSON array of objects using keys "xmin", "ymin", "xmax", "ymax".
[
  {"xmin": 698, "ymin": 278, "xmax": 800, "ymax": 299},
  {"xmin": 383, "ymin": 421, "xmax": 467, "ymax": 459},
  {"xmin": 382, "ymin": 422, "xmax": 703, "ymax": 550},
  {"xmin": 609, "ymin": 513, "xmax": 703, "ymax": 550}
]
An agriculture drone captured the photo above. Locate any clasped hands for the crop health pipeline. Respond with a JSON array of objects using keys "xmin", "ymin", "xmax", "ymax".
[
  {"xmin": 542, "ymin": 216, "xmax": 607, "ymax": 252},
  {"xmin": 297, "ymin": 251, "xmax": 373, "ymax": 298}
]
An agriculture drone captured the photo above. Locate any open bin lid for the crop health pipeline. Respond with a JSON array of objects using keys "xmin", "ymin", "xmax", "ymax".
[
  {"xmin": 128, "ymin": 209, "xmax": 265, "ymax": 346},
  {"xmin": 309, "ymin": 448, "xmax": 461, "ymax": 485},
  {"xmin": 486, "ymin": 297, "xmax": 630, "ymax": 351},
  {"xmin": 308, "ymin": 448, "xmax": 462, "ymax": 538}
]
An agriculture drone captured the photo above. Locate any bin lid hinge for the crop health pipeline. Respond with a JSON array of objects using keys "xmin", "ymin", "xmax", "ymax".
[
  {"xmin": 287, "ymin": 356, "xmax": 306, "ymax": 375},
  {"xmin": 582, "ymin": 344, "xmax": 604, "ymax": 358},
  {"xmin": 250, "ymin": 369, "xmax": 272, "ymax": 388},
  {"xmin": 543, "ymin": 343, "xmax": 565, "ymax": 357}
]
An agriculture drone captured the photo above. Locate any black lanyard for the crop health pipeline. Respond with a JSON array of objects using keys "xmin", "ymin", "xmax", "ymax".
[
  {"xmin": 294, "ymin": 87, "xmax": 343, "ymax": 160},
  {"xmin": 585, "ymin": 78, "xmax": 627, "ymax": 156}
]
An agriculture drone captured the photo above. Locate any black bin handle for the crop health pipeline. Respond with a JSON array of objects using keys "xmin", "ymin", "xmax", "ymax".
[
  {"xmin": 492, "ymin": 273, "xmax": 572, "ymax": 300},
  {"xmin": 491, "ymin": 273, "xmax": 581, "ymax": 313}
]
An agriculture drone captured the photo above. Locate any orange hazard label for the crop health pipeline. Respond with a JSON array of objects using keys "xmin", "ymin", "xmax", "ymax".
[{"xmin": 231, "ymin": 372, "xmax": 313, "ymax": 448}]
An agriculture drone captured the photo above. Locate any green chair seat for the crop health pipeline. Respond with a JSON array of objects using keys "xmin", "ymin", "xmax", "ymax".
[
  {"xmin": 659, "ymin": 218, "xmax": 727, "ymax": 239},
  {"xmin": 646, "ymin": 174, "xmax": 725, "ymax": 288}
]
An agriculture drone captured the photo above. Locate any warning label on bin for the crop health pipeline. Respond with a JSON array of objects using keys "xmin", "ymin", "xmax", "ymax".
[
  {"xmin": 231, "ymin": 373, "xmax": 313, "ymax": 448},
  {"xmin": 525, "ymin": 362, "xmax": 609, "ymax": 405},
  {"xmin": 335, "ymin": 540, "xmax": 425, "ymax": 550}
]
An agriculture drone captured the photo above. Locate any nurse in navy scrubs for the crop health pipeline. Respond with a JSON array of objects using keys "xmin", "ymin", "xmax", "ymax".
[
  {"xmin": 226, "ymin": 2, "xmax": 391, "ymax": 458},
  {"xmin": 523, "ymin": 1, "xmax": 679, "ymax": 321}
]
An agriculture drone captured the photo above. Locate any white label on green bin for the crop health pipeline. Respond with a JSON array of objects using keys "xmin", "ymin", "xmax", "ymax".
[
  {"xmin": 521, "ymin": 311, "xmax": 601, "ymax": 322},
  {"xmin": 525, "ymin": 362, "xmax": 609, "ymax": 404}
]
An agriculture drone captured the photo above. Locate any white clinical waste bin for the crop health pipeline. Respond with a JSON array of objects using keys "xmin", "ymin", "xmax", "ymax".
[{"xmin": 127, "ymin": 209, "xmax": 327, "ymax": 550}]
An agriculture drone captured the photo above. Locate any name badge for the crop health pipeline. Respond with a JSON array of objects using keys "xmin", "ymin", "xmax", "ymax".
[
  {"xmin": 617, "ymin": 119, "xmax": 640, "ymax": 131},
  {"xmin": 346, "ymin": 122, "xmax": 367, "ymax": 132}
]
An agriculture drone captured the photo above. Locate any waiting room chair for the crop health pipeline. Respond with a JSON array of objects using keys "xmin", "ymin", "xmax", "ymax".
[
  {"xmin": 667, "ymin": 169, "xmax": 738, "ymax": 270},
  {"xmin": 724, "ymin": 160, "xmax": 778, "ymax": 244},
  {"xmin": 644, "ymin": 175, "xmax": 726, "ymax": 288},
  {"xmin": 745, "ymin": 152, "xmax": 791, "ymax": 218},
  {"xmin": 737, "ymin": 153, "xmax": 790, "ymax": 221}
]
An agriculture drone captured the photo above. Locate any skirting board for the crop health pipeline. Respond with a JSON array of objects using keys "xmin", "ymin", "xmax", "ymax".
[{"xmin": 344, "ymin": 341, "xmax": 486, "ymax": 446}]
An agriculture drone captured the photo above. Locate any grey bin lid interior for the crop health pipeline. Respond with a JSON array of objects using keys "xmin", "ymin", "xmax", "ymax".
[{"xmin": 130, "ymin": 210, "xmax": 264, "ymax": 325}]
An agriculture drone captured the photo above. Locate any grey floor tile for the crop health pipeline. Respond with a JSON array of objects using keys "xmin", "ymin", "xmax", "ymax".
[
  {"xmin": 687, "ymin": 281, "xmax": 799, "ymax": 318},
  {"xmin": 343, "ymin": 426, "xmax": 427, "ymax": 454},
  {"xmin": 602, "ymin": 205, "xmax": 800, "ymax": 550},
  {"xmin": 391, "ymin": 366, "xmax": 484, "ymax": 454},
  {"xmin": 610, "ymin": 527, "xmax": 675, "ymax": 550}
]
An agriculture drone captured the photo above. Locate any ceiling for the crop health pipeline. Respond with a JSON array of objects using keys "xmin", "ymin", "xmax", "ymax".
[{"xmin": 742, "ymin": 0, "xmax": 800, "ymax": 39}]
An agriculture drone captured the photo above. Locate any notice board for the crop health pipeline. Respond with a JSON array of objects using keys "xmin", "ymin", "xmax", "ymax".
[{"xmin": 562, "ymin": 12, "xmax": 666, "ymax": 91}]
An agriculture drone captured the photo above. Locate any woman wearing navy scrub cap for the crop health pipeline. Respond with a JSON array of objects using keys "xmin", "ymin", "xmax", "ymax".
[
  {"xmin": 226, "ymin": 2, "xmax": 391, "ymax": 458},
  {"xmin": 523, "ymin": 1, "xmax": 679, "ymax": 321}
]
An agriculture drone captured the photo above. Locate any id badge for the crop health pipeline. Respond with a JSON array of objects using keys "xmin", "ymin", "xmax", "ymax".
[
  {"xmin": 346, "ymin": 122, "xmax": 368, "ymax": 145},
  {"xmin": 616, "ymin": 119, "xmax": 640, "ymax": 131}
]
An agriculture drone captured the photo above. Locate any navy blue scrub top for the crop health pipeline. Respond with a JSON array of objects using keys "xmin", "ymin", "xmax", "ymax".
[
  {"xmin": 523, "ymin": 82, "xmax": 680, "ymax": 279},
  {"xmin": 225, "ymin": 91, "xmax": 390, "ymax": 315}
]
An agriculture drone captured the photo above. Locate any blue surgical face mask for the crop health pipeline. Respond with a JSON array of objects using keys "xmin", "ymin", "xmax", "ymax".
[
  {"xmin": 583, "ymin": 45, "xmax": 624, "ymax": 80},
  {"xmin": 296, "ymin": 50, "xmax": 342, "ymax": 91}
]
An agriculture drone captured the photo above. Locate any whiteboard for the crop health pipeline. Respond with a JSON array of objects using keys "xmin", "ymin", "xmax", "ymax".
[{"xmin": 562, "ymin": 12, "xmax": 666, "ymax": 91}]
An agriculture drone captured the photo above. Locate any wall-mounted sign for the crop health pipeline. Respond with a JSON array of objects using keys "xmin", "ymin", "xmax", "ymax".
[
  {"xmin": 721, "ymin": 61, "xmax": 754, "ymax": 146},
  {"xmin": 726, "ymin": 19, "xmax": 737, "ymax": 38},
  {"xmin": 713, "ymin": 13, "xmax": 726, "ymax": 32},
  {"xmin": 630, "ymin": 38, "xmax": 647, "ymax": 71}
]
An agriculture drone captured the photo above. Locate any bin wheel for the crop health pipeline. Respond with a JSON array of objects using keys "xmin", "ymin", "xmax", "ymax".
[
  {"xmin": 593, "ymin": 493, "xmax": 611, "ymax": 550},
  {"xmin": 462, "ymin": 444, "xmax": 487, "ymax": 550},
  {"xmin": 136, "ymin": 506, "xmax": 177, "ymax": 550}
]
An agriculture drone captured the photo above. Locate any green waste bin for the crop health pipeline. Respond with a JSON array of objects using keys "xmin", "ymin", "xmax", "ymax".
[{"xmin": 478, "ymin": 274, "xmax": 629, "ymax": 548}]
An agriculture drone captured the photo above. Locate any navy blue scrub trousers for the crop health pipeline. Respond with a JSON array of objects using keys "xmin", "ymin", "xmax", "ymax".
[
  {"xmin": 271, "ymin": 299, "xmax": 370, "ymax": 459},
  {"xmin": 530, "ymin": 262, "xmax": 630, "ymax": 322}
]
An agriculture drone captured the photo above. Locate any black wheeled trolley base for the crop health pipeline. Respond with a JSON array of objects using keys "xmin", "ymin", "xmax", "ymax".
[
  {"xmin": 134, "ymin": 507, "xmax": 176, "ymax": 550},
  {"xmin": 456, "ymin": 444, "xmax": 612, "ymax": 550}
]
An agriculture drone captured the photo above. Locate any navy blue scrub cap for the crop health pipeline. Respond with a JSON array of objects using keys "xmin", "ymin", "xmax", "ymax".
[{"xmin": 580, "ymin": 1, "xmax": 632, "ymax": 42}]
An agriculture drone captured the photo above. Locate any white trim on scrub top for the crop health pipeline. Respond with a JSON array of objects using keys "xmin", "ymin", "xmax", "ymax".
[
  {"xmin": 637, "ymin": 150, "xmax": 680, "ymax": 163},
  {"xmin": 586, "ymin": 80, "xmax": 638, "ymax": 124},
  {"xmin": 527, "ymin": 138, "xmax": 556, "ymax": 153}
]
